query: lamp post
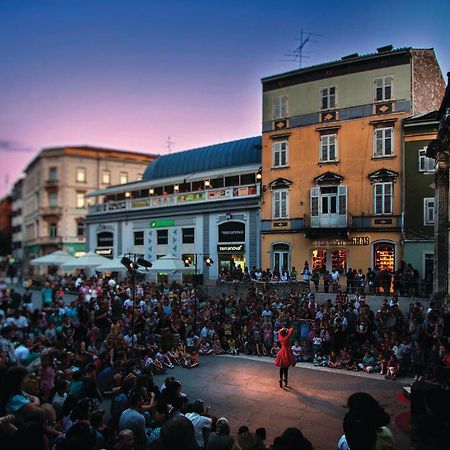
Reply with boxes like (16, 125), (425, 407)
(121, 254), (152, 353)
(182, 254), (214, 334)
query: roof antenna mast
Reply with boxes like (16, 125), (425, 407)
(284, 28), (321, 69)
(166, 136), (175, 154)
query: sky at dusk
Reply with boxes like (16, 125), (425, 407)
(1, 0), (449, 196)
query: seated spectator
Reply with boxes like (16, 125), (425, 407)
(206, 417), (234, 450)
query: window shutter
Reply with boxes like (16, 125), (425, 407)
(375, 129), (383, 156)
(385, 128), (393, 155)
(281, 141), (287, 166)
(384, 183), (393, 214)
(374, 184), (383, 214)
(272, 97), (280, 120)
(273, 142), (280, 167)
(273, 191), (280, 218)
(281, 96), (288, 118)
(281, 190), (288, 218)
(338, 185), (347, 215)
(330, 86), (336, 109)
(320, 136), (327, 161)
(329, 135), (336, 160)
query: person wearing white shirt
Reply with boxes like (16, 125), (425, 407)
(14, 341), (30, 365)
(185, 400), (212, 449)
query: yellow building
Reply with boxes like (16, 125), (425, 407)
(260, 46), (445, 275)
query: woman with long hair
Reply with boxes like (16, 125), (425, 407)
(274, 327), (296, 387)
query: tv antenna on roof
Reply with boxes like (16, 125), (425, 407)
(166, 136), (175, 154)
(283, 28), (321, 69)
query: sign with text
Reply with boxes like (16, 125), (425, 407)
(312, 236), (370, 247)
(218, 221), (245, 243)
(217, 244), (245, 253)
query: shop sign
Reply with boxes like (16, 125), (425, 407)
(97, 231), (113, 247)
(218, 221), (245, 243)
(273, 221), (288, 227)
(95, 248), (113, 256)
(177, 192), (205, 203)
(312, 236), (370, 247)
(217, 244), (245, 253)
(151, 219), (175, 228)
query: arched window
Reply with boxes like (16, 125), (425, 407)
(272, 243), (290, 272)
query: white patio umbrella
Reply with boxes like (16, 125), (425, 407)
(30, 250), (76, 266)
(61, 251), (110, 270)
(147, 254), (193, 272)
(95, 256), (128, 273)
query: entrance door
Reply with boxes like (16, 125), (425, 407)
(272, 243), (289, 272)
(320, 187), (338, 227)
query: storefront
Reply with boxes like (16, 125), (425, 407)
(311, 248), (349, 273)
(217, 221), (246, 275)
(95, 231), (114, 259)
(372, 241), (396, 271)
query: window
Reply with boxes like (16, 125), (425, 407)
(76, 167), (86, 183)
(272, 95), (288, 120)
(272, 189), (288, 219)
(374, 127), (393, 157)
(374, 76), (393, 102)
(320, 134), (338, 162)
(76, 221), (85, 237)
(424, 198), (435, 225)
(49, 167), (57, 181)
(374, 182), (393, 215)
(321, 86), (336, 110)
(48, 192), (58, 207)
(49, 223), (57, 238)
(102, 170), (111, 185)
(76, 192), (85, 209)
(120, 172), (128, 184)
(272, 141), (288, 168)
(134, 231), (144, 246)
(182, 228), (195, 244)
(137, 173), (143, 181)
(418, 148), (435, 172)
(157, 229), (168, 245)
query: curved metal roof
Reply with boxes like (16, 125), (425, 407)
(143, 136), (261, 181)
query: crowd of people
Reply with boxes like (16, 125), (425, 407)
(218, 261), (432, 297)
(0, 269), (449, 449)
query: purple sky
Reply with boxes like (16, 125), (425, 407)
(1, 0), (449, 196)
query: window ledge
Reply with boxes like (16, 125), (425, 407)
(272, 166), (290, 170)
(372, 155), (396, 160)
(318, 160), (340, 166)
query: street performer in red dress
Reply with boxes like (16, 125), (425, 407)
(274, 327), (296, 387)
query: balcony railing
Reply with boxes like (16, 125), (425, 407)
(88, 184), (260, 215)
(305, 213), (350, 228)
(40, 206), (63, 217)
(44, 179), (59, 188)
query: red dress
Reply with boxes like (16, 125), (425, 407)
(274, 328), (296, 367)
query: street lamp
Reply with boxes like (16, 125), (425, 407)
(182, 253), (214, 334)
(121, 253), (152, 353)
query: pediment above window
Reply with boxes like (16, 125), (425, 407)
(269, 177), (292, 189)
(368, 168), (399, 183)
(314, 171), (344, 185)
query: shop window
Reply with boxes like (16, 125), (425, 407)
(373, 242), (395, 272)
(134, 231), (144, 246)
(182, 228), (195, 244)
(331, 249), (347, 273)
(312, 249), (327, 273)
(157, 230), (168, 245)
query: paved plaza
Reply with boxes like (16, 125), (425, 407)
(152, 354), (410, 450)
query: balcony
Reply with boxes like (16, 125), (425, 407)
(88, 184), (260, 215)
(40, 206), (63, 217)
(44, 179), (59, 189)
